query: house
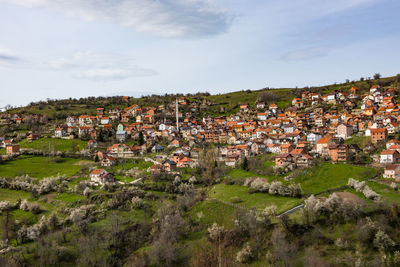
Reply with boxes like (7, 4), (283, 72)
(177, 157), (194, 168)
(150, 164), (165, 174)
(307, 132), (322, 143)
(336, 123), (353, 139)
(257, 113), (267, 121)
(256, 102), (265, 109)
(240, 103), (249, 112)
(107, 144), (134, 158)
(387, 140), (400, 150)
(280, 144), (294, 154)
(275, 154), (293, 167)
(90, 169), (115, 184)
(292, 98), (303, 108)
(328, 144), (348, 162)
(169, 139), (181, 148)
(116, 124), (126, 142)
(27, 133), (40, 142)
(383, 165), (400, 179)
(294, 153), (313, 168)
(269, 104), (278, 114)
(152, 145), (164, 153)
(79, 126), (92, 138)
(6, 144), (20, 155)
(163, 160), (177, 171)
(55, 128), (67, 138)
(101, 156), (116, 167)
(370, 128), (388, 143)
(315, 136), (335, 155)
(100, 117), (110, 124)
(380, 150), (399, 164)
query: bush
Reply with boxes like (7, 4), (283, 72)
(0, 201), (11, 212)
(373, 230), (395, 251)
(348, 178), (380, 201)
(132, 197), (144, 208)
(236, 242), (253, 263)
(207, 223), (225, 242)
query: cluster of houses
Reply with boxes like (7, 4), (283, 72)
(3, 85), (400, 184)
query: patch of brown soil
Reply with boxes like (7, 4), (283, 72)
(336, 192), (364, 205)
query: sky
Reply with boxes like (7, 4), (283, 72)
(0, 0), (399, 107)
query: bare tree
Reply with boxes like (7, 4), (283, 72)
(272, 227), (297, 267)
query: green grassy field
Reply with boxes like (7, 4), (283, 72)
(189, 200), (237, 229)
(54, 192), (86, 203)
(367, 181), (400, 204)
(0, 188), (32, 203)
(292, 163), (378, 195)
(0, 156), (84, 178)
(209, 184), (302, 213)
(19, 138), (88, 152)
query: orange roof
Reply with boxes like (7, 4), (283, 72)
(381, 150), (397, 155)
(91, 169), (105, 175)
(316, 137), (332, 144)
(370, 128), (387, 133)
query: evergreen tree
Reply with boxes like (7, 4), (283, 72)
(242, 157), (248, 171)
(138, 131), (144, 146)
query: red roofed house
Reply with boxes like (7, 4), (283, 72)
(370, 128), (388, 143)
(275, 154), (293, 167)
(380, 150), (399, 164)
(90, 169), (115, 184)
(384, 165), (400, 179)
(240, 103), (249, 112)
(316, 136), (335, 155)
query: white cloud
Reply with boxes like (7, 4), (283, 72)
(40, 51), (158, 81)
(0, 49), (158, 81)
(2, 0), (231, 37)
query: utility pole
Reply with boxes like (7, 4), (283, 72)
(176, 98), (179, 133)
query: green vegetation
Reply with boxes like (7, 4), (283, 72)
(292, 163), (378, 194)
(189, 200), (237, 229)
(54, 193), (85, 203)
(0, 156), (84, 178)
(19, 138), (87, 152)
(367, 181), (400, 204)
(209, 184), (301, 213)
(0, 188), (32, 203)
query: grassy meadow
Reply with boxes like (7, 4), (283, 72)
(0, 156), (87, 179)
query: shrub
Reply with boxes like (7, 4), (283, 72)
(373, 230), (395, 251)
(132, 197), (144, 208)
(0, 201), (11, 212)
(28, 203), (42, 214)
(348, 178), (381, 201)
(207, 223), (225, 242)
(19, 199), (29, 211)
(236, 242), (253, 263)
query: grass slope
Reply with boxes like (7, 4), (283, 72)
(20, 138), (87, 152)
(0, 156), (83, 178)
(209, 184), (302, 213)
(293, 163), (378, 194)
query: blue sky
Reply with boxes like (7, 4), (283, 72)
(0, 0), (399, 107)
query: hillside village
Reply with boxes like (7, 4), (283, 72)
(1, 77), (400, 266)
(2, 83), (400, 181)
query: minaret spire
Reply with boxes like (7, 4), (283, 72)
(176, 98), (179, 132)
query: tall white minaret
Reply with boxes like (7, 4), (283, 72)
(176, 98), (179, 132)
